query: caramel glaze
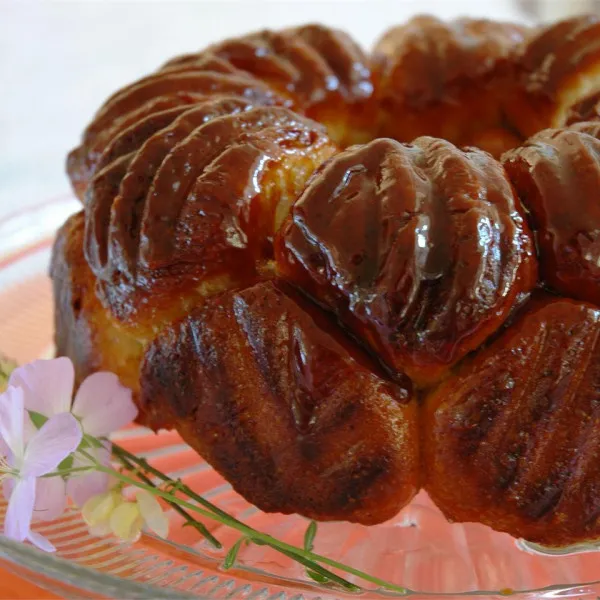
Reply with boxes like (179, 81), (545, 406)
(68, 71), (284, 199)
(85, 104), (336, 322)
(503, 126), (600, 305)
(505, 15), (600, 138)
(199, 25), (373, 106)
(372, 16), (528, 156)
(166, 25), (376, 147)
(276, 137), (537, 386)
(141, 279), (419, 524)
(424, 296), (600, 546)
(69, 24), (375, 200)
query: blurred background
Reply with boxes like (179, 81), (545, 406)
(0, 0), (597, 219)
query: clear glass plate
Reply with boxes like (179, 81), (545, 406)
(1, 196), (600, 599)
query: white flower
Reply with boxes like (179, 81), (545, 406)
(0, 386), (82, 551)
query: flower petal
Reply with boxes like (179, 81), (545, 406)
(82, 490), (121, 527)
(9, 358), (74, 417)
(73, 372), (137, 437)
(23, 413), (37, 444)
(89, 522), (112, 537)
(27, 529), (55, 552)
(0, 386), (24, 461)
(22, 413), (82, 477)
(109, 502), (142, 543)
(5, 477), (35, 542)
(67, 470), (109, 508)
(67, 441), (111, 506)
(3, 478), (14, 502)
(34, 476), (67, 522)
(136, 490), (169, 538)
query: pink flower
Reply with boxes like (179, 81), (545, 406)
(9, 358), (138, 505)
(0, 386), (82, 551)
(10, 358), (138, 436)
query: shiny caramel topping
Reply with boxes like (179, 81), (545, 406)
(85, 105), (336, 319)
(424, 296), (600, 546)
(503, 126), (600, 305)
(206, 25), (373, 107)
(286, 24), (374, 100)
(373, 15), (526, 108)
(86, 97), (255, 276)
(68, 72), (284, 198)
(276, 137), (537, 385)
(371, 16), (527, 154)
(141, 279), (419, 524)
(506, 15), (600, 136)
(519, 15), (600, 96)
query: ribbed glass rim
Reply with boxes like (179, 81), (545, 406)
(1, 196), (600, 599)
(3, 521), (600, 600)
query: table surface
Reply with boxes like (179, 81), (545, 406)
(0, 560), (58, 599)
(0, 0), (589, 596)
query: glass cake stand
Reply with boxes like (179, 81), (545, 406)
(0, 195), (599, 599)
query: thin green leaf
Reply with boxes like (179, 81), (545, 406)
(115, 445), (222, 549)
(182, 520), (222, 549)
(28, 410), (48, 429)
(57, 455), (74, 472)
(223, 537), (246, 570)
(306, 569), (330, 584)
(0, 355), (17, 393)
(304, 520), (318, 552)
(83, 434), (105, 449)
(275, 547), (360, 592)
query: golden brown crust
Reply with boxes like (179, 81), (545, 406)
(373, 16), (528, 156)
(276, 137), (537, 385)
(50, 212), (146, 409)
(424, 297), (600, 546)
(503, 126), (600, 305)
(141, 280), (419, 524)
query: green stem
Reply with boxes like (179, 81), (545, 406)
(107, 446), (407, 593)
(81, 451), (358, 592)
(112, 445), (247, 524)
(42, 466), (96, 478)
(117, 451), (221, 549)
